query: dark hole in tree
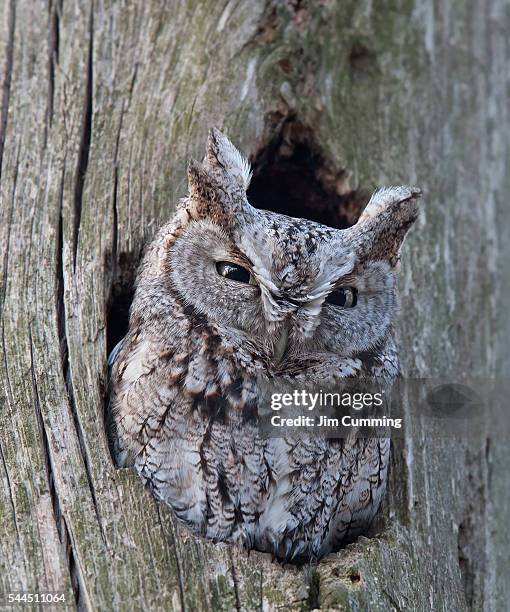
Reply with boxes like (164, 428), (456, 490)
(106, 289), (133, 362)
(350, 571), (361, 584)
(106, 252), (139, 360)
(349, 42), (376, 74)
(247, 118), (368, 229)
(105, 251), (140, 461)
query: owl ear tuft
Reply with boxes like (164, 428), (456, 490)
(205, 127), (252, 191)
(348, 186), (422, 267)
(186, 158), (222, 220)
(185, 158), (247, 226)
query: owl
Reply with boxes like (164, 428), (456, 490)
(108, 128), (421, 562)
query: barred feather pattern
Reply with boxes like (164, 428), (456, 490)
(110, 299), (394, 561)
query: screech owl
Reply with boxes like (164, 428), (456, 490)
(108, 128), (421, 562)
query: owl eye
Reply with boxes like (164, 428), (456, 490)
(325, 287), (358, 308)
(216, 261), (252, 284)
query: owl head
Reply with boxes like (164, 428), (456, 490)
(138, 129), (420, 375)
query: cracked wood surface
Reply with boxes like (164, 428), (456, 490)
(0, 1), (509, 611)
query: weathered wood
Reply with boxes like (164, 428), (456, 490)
(0, 1), (508, 610)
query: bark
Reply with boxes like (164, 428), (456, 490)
(0, 1), (508, 611)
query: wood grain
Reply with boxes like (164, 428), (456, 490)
(0, 1), (508, 610)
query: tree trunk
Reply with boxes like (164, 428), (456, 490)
(0, 1), (508, 610)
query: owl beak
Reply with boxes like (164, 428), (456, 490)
(273, 320), (291, 365)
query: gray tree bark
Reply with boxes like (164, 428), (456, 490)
(0, 1), (508, 610)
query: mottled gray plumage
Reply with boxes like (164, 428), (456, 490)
(109, 128), (421, 561)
